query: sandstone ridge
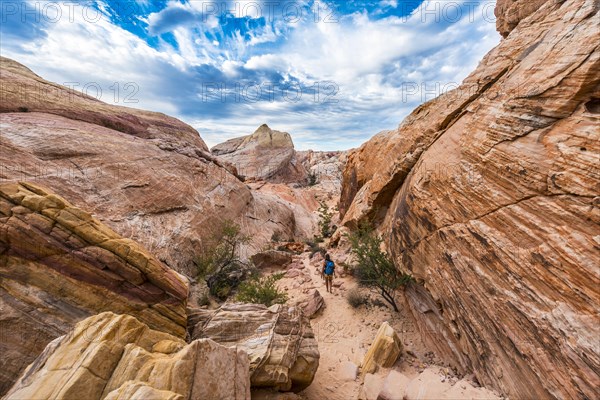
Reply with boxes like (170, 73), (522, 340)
(5, 312), (250, 400)
(212, 124), (297, 182)
(340, 0), (600, 398)
(0, 56), (300, 275)
(0, 182), (189, 394)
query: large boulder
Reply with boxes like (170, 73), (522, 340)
(361, 322), (403, 375)
(0, 182), (189, 394)
(0, 57), (299, 276)
(295, 289), (325, 319)
(340, 0), (600, 398)
(189, 303), (319, 392)
(4, 312), (250, 400)
(212, 124), (296, 181)
(251, 250), (293, 270)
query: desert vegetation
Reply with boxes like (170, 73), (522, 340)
(347, 223), (414, 312)
(236, 272), (289, 306)
(194, 219), (253, 299)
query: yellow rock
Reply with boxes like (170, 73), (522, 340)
(5, 313), (251, 400)
(104, 382), (183, 400)
(361, 322), (402, 375)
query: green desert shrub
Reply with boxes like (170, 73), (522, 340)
(236, 273), (288, 307)
(347, 222), (414, 312)
(317, 201), (334, 238)
(194, 220), (253, 300)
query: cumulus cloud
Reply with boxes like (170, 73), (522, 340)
(0, 0), (500, 150)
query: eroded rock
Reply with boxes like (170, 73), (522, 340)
(295, 289), (325, 319)
(340, 0), (600, 398)
(212, 124), (296, 181)
(4, 312), (250, 400)
(361, 322), (403, 375)
(0, 57), (299, 276)
(0, 182), (188, 394)
(189, 303), (319, 392)
(251, 250), (293, 270)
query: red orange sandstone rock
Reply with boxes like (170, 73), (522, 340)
(340, 0), (600, 398)
(0, 57), (298, 276)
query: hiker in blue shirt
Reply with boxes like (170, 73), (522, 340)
(322, 253), (336, 293)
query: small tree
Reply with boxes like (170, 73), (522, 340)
(236, 273), (288, 306)
(194, 220), (252, 299)
(347, 223), (413, 312)
(317, 201), (334, 238)
(194, 219), (250, 279)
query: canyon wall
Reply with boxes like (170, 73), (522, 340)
(340, 0), (600, 398)
(0, 182), (189, 394)
(0, 57), (300, 275)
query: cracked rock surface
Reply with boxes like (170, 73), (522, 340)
(340, 0), (600, 398)
(0, 182), (190, 395)
(4, 312), (250, 400)
(189, 303), (320, 393)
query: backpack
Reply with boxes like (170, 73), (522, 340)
(325, 260), (335, 275)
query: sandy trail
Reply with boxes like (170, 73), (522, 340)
(281, 253), (420, 399)
(276, 253), (502, 400)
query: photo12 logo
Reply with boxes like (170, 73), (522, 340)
(190, 1), (339, 23)
(0, 1), (142, 24)
(200, 81), (339, 104)
(1, 80), (140, 105)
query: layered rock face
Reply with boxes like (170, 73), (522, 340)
(212, 124), (296, 181)
(494, 0), (551, 37)
(361, 322), (403, 375)
(189, 303), (320, 392)
(5, 312), (250, 400)
(0, 182), (188, 394)
(0, 57), (296, 275)
(340, 0), (600, 399)
(212, 124), (347, 187)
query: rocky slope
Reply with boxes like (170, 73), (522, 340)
(5, 312), (251, 400)
(213, 126), (347, 243)
(189, 303), (319, 392)
(212, 124), (346, 187)
(0, 182), (189, 394)
(212, 124), (297, 182)
(340, 0), (600, 399)
(0, 57), (300, 275)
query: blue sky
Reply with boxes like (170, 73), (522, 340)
(0, 0), (500, 150)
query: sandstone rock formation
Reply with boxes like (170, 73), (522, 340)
(189, 303), (319, 392)
(5, 312), (250, 400)
(297, 150), (348, 191)
(212, 124), (347, 188)
(0, 182), (189, 394)
(494, 0), (550, 37)
(361, 322), (403, 375)
(251, 250), (293, 270)
(0, 57), (299, 276)
(340, 0), (600, 399)
(212, 124), (296, 181)
(295, 289), (325, 319)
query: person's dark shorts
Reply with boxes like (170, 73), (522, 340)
(325, 274), (333, 282)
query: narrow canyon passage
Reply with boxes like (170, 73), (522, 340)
(274, 253), (502, 400)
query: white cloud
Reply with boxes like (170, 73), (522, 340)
(1, 0), (501, 151)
